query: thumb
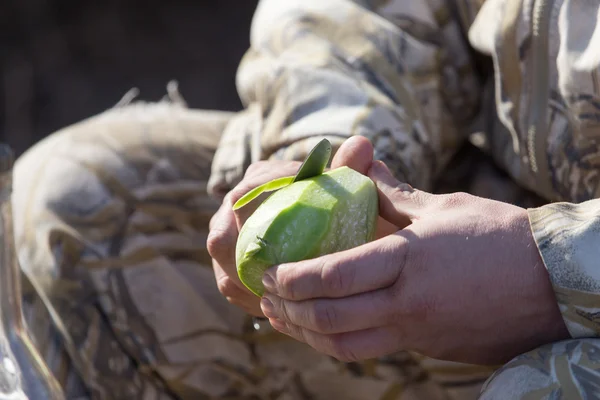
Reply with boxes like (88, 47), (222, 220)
(330, 136), (374, 175)
(368, 160), (433, 228)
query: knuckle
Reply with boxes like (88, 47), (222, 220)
(311, 301), (337, 333)
(244, 161), (268, 177)
(439, 192), (469, 209)
(206, 228), (233, 259)
(277, 266), (299, 300)
(276, 298), (292, 322)
(228, 186), (248, 206)
(206, 233), (221, 258)
(229, 177), (261, 206)
(321, 260), (352, 295)
(216, 275), (239, 298)
(221, 191), (235, 208)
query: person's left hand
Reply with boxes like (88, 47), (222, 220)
(259, 160), (570, 365)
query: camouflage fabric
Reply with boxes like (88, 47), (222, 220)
(12, 100), (494, 400)
(479, 339), (600, 399)
(9, 0), (600, 399)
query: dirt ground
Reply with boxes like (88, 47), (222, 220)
(0, 0), (259, 155)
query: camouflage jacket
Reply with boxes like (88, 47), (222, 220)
(208, 0), (600, 340)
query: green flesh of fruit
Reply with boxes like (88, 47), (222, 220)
(236, 166), (378, 296)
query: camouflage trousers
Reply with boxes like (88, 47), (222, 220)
(10, 99), (600, 399)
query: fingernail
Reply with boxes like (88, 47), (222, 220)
(262, 272), (277, 294)
(374, 160), (390, 172)
(369, 160), (390, 178)
(396, 182), (414, 193)
(260, 296), (278, 319)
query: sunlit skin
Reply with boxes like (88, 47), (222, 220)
(207, 136), (569, 365)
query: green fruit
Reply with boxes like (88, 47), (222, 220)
(235, 166), (378, 296)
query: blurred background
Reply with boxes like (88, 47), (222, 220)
(0, 0), (259, 156)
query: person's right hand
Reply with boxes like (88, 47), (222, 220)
(207, 136), (394, 316)
(208, 160), (302, 316)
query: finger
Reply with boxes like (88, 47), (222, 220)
(262, 233), (407, 300)
(213, 261), (264, 316)
(261, 289), (395, 334)
(330, 136), (374, 175)
(269, 319), (403, 363)
(207, 200), (238, 273)
(213, 260), (250, 295)
(209, 197), (265, 312)
(368, 160), (433, 227)
(226, 296), (264, 317)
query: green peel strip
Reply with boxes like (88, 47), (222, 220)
(232, 176), (294, 210)
(232, 138), (332, 211)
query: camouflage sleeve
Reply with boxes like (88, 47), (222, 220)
(528, 201), (600, 338)
(208, 0), (483, 198)
(479, 338), (600, 399)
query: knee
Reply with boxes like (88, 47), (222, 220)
(12, 125), (128, 272)
(15, 126), (126, 221)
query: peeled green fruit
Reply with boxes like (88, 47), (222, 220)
(236, 166), (378, 296)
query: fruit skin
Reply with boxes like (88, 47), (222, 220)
(236, 166), (378, 296)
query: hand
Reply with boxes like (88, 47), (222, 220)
(259, 160), (570, 364)
(207, 160), (300, 316)
(207, 136), (390, 316)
